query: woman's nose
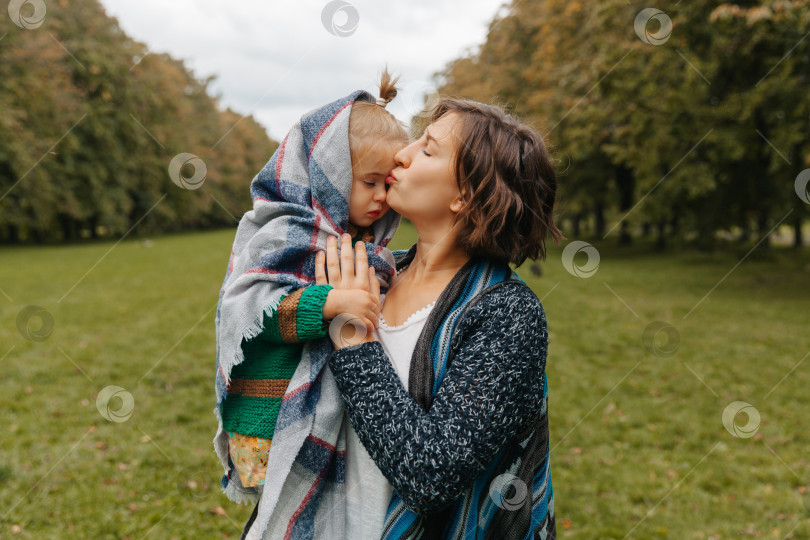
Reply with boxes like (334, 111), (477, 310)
(394, 143), (412, 168)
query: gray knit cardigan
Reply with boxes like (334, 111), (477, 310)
(328, 243), (556, 540)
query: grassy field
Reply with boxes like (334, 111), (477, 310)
(1, 221), (809, 539)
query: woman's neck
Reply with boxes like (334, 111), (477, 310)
(405, 232), (471, 284)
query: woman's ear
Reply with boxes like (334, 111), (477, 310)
(449, 189), (467, 214)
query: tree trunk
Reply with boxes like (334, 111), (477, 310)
(595, 200), (605, 238)
(616, 164), (635, 246)
(572, 212), (581, 237)
(7, 225), (19, 244)
(739, 214), (751, 243)
(655, 220), (667, 250)
(695, 198), (715, 252)
(794, 213), (803, 248)
(619, 221), (632, 246)
(756, 209), (772, 255)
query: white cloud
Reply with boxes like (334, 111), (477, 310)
(98, 0), (505, 141)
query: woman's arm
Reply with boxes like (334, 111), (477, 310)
(328, 282), (548, 514)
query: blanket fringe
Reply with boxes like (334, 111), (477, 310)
(219, 291), (285, 387)
(221, 476), (260, 506)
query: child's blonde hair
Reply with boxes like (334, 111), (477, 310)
(348, 68), (409, 158)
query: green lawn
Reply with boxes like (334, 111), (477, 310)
(1, 222), (809, 539)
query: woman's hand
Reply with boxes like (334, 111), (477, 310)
(315, 233), (381, 349)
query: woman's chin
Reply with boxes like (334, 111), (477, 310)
(385, 197), (403, 217)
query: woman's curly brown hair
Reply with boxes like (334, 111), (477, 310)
(428, 98), (565, 267)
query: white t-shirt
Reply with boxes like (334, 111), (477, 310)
(343, 292), (437, 539)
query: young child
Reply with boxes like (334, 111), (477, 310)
(213, 71), (408, 499)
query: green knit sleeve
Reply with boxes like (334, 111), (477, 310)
(258, 284), (333, 344)
(296, 284), (334, 341)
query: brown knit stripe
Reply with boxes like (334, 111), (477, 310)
(227, 378), (290, 398)
(279, 287), (304, 342)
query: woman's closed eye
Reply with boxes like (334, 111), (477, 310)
(422, 149), (431, 157)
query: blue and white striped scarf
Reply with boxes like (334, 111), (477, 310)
(381, 246), (555, 540)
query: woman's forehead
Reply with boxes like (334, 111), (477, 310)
(427, 113), (461, 142)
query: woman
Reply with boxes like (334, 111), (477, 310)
(315, 98), (563, 539)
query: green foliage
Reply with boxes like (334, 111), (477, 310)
(434, 0), (810, 250)
(0, 0), (277, 244)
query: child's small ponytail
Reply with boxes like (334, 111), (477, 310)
(376, 67), (399, 108)
(348, 66), (409, 153)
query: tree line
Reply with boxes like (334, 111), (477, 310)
(432, 0), (809, 251)
(0, 0), (276, 244)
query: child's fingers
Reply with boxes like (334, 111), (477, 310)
(314, 251), (327, 285)
(340, 234), (354, 284)
(326, 235), (341, 284)
(354, 242), (369, 289)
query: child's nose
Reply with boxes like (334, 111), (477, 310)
(373, 185), (387, 201)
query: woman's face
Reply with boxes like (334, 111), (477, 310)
(385, 112), (464, 225)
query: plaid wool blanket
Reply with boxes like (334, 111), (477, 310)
(213, 90), (401, 538)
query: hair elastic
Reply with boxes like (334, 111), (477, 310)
(376, 97), (387, 107)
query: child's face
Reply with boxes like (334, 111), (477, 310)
(348, 142), (401, 228)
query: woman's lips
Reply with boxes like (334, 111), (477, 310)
(385, 173), (397, 185)
(368, 210), (380, 216)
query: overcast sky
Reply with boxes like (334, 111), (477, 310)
(98, 0), (507, 142)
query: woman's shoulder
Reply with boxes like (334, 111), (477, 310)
(453, 278), (547, 341)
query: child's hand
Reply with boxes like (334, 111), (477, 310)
(322, 288), (379, 328)
(314, 234), (381, 349)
